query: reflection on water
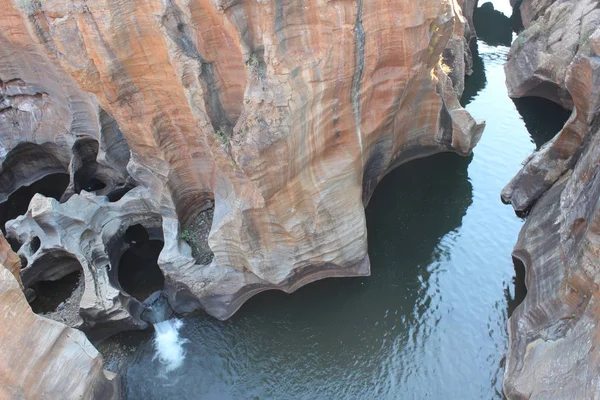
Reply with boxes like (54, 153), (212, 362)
(97, 2), (562, 399)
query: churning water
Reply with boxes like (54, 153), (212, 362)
(97, 2), (572, 398)
(152, 319), (187, 373)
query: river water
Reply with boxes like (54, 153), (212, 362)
(97, 2), (570, 398)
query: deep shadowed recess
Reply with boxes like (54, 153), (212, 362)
(513, 97), (572, 149)
(118, 224), (165, 301)
(26, 251), (84, 314)
(73, 139), (108, 193)
(30, 270), (82, 314)
(0, 173), (69, 235)
(506, 256), (528, 317)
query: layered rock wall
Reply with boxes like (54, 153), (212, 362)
(2, 0), (483, 324)
(503, 0), (600, 398)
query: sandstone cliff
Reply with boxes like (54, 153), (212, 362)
(1, 0), (483, 334)
(503, 0), (600, 398)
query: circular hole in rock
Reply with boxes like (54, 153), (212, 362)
(29, 236), (41, 253)
(0, 173), (69, 234)
(118, 225), (165, 301)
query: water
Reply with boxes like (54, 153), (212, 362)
(97, 2), (571, 398)
(153, 319), (187, 373)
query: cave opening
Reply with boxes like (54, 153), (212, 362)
(117, 224), (165, 301)
(30, 269), (82, 314)
(0, 173), (70, 234)
(25, 251), (85, 326)
(507, 255), (528, 316)
(513, 96), (572, 149)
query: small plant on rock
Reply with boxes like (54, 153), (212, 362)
(180, 229), (194, 243)
(214, 126), (229, 145)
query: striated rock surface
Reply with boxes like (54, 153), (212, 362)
(503, 0), (600, 398)
(1, 0), (484, 324)
(0, 234), (120, 400)
(503, 0), (600, 213)
(0, 2), (132, 208)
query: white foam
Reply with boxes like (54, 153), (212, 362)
(152, 318), (188, 372)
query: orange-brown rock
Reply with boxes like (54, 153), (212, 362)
(0, 236), (119, 399)
(0, 233), (22, 288)
(2, 0), (483, 323)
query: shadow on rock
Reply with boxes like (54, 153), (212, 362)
(474, 2), (513, 47)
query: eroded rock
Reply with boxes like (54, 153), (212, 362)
(0, 1), (133, 231)
(503, 0), (600, 398)
(0, 235), (120, 400)
(0, 0), (484, 323)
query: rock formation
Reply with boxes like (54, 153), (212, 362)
(0, 233), (120, 400)
(1, 0), (484, 333)
(503, 0), (600, 398)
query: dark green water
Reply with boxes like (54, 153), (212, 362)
(98, 3), (571, 398)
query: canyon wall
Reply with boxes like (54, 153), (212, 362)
(1, 0), (483, 333)
(503, 0), (600, 398)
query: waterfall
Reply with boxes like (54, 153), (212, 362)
(152, 318), (187, 372)
(141, 291), (187, 373)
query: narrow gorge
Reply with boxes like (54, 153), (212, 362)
(0, 0), (598, 398)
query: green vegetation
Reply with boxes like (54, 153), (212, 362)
(247, 54), (260, 71)
(180, 229), (194, 243)
(214, 126), (229, 145)
(14, 0), (40, 14)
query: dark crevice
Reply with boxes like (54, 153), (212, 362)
(7, 236), (22, 253)
(30, 236), (40, 253)
(351, 0), (365, 143)
(30, 269), (82, 314)
(508, 256), (528, 317)
(513, 96), (572, 149)
(106, 186), (135, 202)
(117, 224), (165, 301)
(72, 139), (108, 194)
(0, 173), (69, 234)
(161, 0), (232, 133)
